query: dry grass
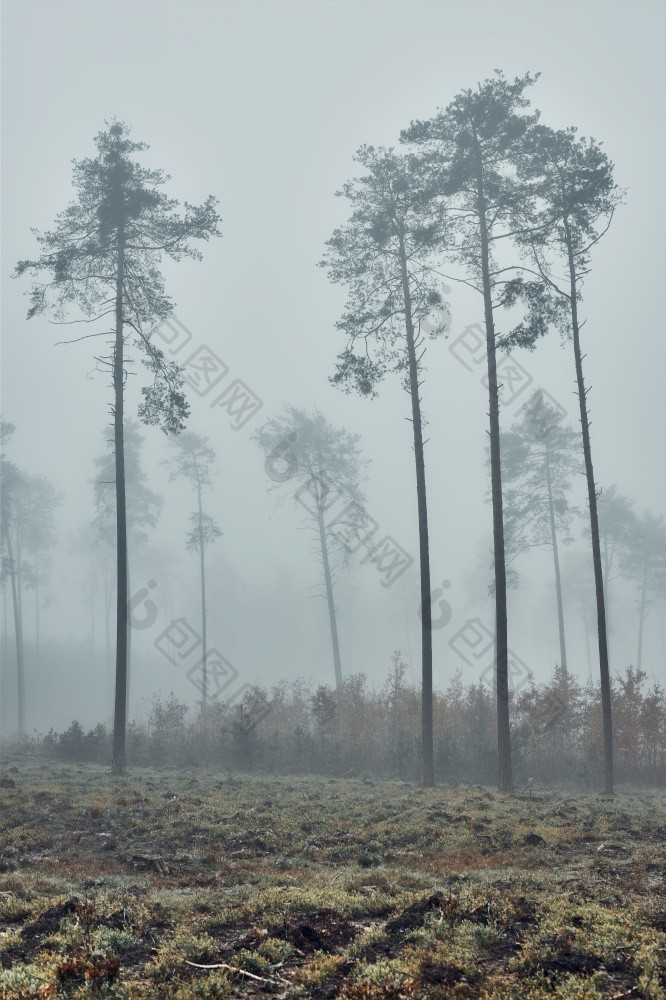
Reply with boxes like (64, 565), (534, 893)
(0, 757), (664, 998)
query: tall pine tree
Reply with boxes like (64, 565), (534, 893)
(15, 122), (220, 772)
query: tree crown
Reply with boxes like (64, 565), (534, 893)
(14, 121), (221, 434)
(321, 146), (449, 397)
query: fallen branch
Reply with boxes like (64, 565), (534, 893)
(184, 960), (290, 986)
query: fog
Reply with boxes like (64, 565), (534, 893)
(1, 0), (665, 736)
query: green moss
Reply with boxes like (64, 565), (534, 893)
(0, 761), (664, 999)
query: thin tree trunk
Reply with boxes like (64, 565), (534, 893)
(545, 447), (568, 680)
(112, 238), (128, 775)
(16, 534), (23, 650)
(126, 554), (131, 722)
(3, 525), (25, 737)
(474, 138), (512, 791)
(34, 551), (40, 673)
(88, 552), (95, 661)
(92, 585), (96, 661)
(584, 615), (592, 680)
(104, 569), (112, 716)
(2, 586), (8, 680)
(545, 450), (570, 746)
(402, 594), (414, 675)
(602, 535), (613, 664)
(563, 214), (613, 795)
(316, 500), (343, 690)
(196, 477), (208, 714)
(636, 559), (648, 670)
(398, 231), (434, 787)
(602, 535), (609, 588)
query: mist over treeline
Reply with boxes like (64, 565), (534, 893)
(3, 9), (666, 1000)
(2, 374), (664, 787)
(1, 21), (665, 793)
(1, 406), (664, 718)
(10, 657), (665, 789)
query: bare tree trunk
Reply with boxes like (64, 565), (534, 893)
(104, 570), (112, 716)
(636, 560), (648, 670)
(564, 216), (613, 795)
(584, 615), (593, 680)
(601, 535), (615, 666)
(398, 232), (434, 787)
(126, 555), (131, 721)
(16, 535), (23, 654)
(2, 586), (8, 678)
(88, 551), (96, 662)
(545, 450), (570, 747)
(545, 448), (568, 680)
(34, 551), (40, 674)
(2, 525), (25, 737)
(473, 138), (512, 791)
(112, 239), (128, 775)
(196, 478), (208, 714)
(401, 593), (414, 673)
(316, 500), (343, 690)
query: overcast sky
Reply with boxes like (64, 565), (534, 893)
(2, 0), (665, 728)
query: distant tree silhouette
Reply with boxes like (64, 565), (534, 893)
(255, 406), (367, 691)
(166, 432), (222, 714)
(500, 392), (581, 682)
(1, 421), (61, 734)
(620, 511), (666, 669)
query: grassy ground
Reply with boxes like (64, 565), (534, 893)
(0, 758), (664, 999)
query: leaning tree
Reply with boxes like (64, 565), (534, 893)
(14, 121), (220, 772)
(321, 146), (449, 785)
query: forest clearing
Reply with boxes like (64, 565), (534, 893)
(0, 760), (665, 999)
(2, 2), (665, 998)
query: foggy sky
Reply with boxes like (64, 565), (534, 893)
(2, 0), (665, 730)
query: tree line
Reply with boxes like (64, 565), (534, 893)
(320, 71), (621, 792)
(36, 658), (666, 790)
(2, 72), (664, 793)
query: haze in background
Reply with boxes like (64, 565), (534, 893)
(2, 0), (665, 731)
